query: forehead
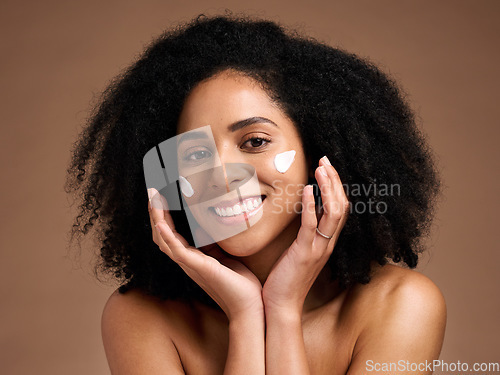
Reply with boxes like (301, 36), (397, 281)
(177, 71), (286, 134)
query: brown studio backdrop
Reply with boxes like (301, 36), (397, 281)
(1, 1), (498, 374)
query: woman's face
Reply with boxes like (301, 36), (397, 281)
(176, 69), (310, 256)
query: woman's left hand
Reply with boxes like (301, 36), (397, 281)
(262, 156), (350, 315)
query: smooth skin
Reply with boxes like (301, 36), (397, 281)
(101, 70), (446, 375)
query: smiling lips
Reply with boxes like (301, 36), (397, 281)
(211, 196), (264, 217)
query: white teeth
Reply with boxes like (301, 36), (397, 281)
(213, 197), (263, 217)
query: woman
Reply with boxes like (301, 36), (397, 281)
(65, 14), (446, 374)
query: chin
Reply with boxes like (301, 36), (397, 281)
(216, 229), (267, 258)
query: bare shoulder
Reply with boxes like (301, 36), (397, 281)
(102, 287), (173, 333)
(345, 264), (447, 374)
(101, 287), (186, 374)
(360, 263), (446, 315)
(349, 263), (447, 329)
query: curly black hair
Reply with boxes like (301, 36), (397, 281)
(65, 13), (442, 309)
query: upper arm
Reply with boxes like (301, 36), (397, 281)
(101, 289), (185, 375)
(347, 269), (447, 375)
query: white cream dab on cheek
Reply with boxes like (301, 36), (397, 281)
(179, 175), (194, 197)
(274, 150), (296, 173)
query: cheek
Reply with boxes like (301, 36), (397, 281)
(180, 172), (209, 205)
(179, 175), (194, 197)
(273, 150), (296, 173)
(270, 148), (308, 182)
(258, 149), (308, 182)
(255, 149), (299, 179)
(262, 149), (308, 201)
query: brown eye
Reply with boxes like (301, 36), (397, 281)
(250, 138), (265, 147)
(242, 136), (271, 150)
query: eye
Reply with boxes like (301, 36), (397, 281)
(184, 149), (212, 162)
(241, 136), (272, 150)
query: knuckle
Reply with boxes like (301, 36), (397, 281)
(342, 200), (351, 215)
(304, 221), (317, 231)
(296, 254), (311, 267)
(330, 168), (340, 179)
(171, 252), (185, 265)
(327, 201), (343, 217)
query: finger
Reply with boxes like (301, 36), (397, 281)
(148, 204), (175, 256)
(148, 207), (158, 241)
(187, 241), (244, 281)
(151, 217), (173, 259)
(148, 188), (190, 247)
(318, 158), (350, 244)
(295, 184), (317, 248)
(314, 164), (338, 248)
(148, 188), (175, 228)
(155, 222), (205, 269)
(320, 157), (350, 221)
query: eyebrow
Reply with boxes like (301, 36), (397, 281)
(177, 130), (209, 144)
(177, 117), (278, 145)
(228, 116), (278, 132)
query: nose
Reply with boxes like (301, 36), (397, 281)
(208, 163), (252, 192)
(208, 147), (253, 192)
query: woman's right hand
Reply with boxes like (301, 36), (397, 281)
(147, 188), (264, 321)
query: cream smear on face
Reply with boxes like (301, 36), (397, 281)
(273, 150), (296, 173)
(179, 175), (194, 197)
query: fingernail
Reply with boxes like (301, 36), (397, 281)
(302, 185), (312, 196)
(322, 155), (331, 166)
(319, 166), (328, 177)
